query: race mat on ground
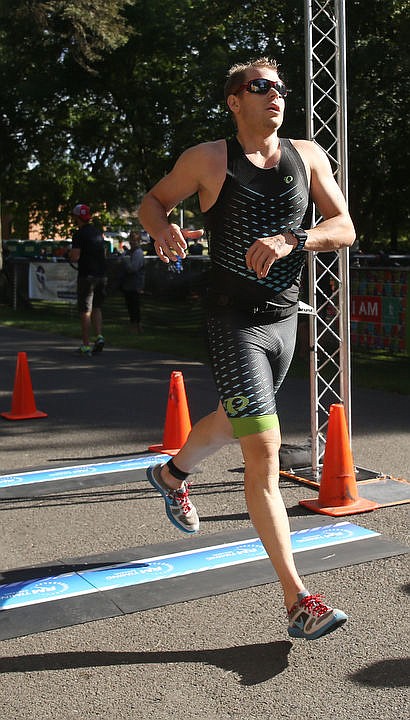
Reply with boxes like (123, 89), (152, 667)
(0, 516), (407, 640)
(0, 454), (172, 499)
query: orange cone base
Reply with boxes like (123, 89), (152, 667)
(300, 496), (379, 516)
(148, 443), (180, 456)
(1, 409), (48, 421)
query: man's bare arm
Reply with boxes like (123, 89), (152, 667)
(138, 145), (215, 262)
(294, 140), (356, 251)
(69, 248), (80, 262)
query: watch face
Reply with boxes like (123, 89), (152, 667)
(292, 229), (307, 241)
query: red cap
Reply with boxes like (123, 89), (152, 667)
(72, 204), (91, 222)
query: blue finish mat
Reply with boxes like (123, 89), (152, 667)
(0, 453), (171, 498)
(0, 517), (407, 640)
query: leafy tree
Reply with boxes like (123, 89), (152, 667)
(0, 0), (133, 236)
(347, 0), (410, 248)
(0, 0), (408, 250)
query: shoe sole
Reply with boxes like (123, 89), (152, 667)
(288, 616), (347, 640)
(92, 343), (104, 354)
(146, 466), (198, 534)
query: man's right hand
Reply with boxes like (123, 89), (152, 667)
(154, 226), (204, 263)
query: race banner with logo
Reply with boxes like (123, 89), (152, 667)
(28, 262), (77, 303)
(350, 267), (409, 354)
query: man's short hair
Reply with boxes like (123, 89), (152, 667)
(224, 57), (279, 101)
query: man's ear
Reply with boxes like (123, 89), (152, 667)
(227, 94), (240, 114)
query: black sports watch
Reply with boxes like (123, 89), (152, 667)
(289, 228), (308, 252)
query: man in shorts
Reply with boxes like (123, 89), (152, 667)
(69, 204), (107, 356)
(138, 57), (356, 640)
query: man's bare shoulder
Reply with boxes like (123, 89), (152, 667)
(173, 140), (226, 208)
(291, 138), (327, 162)
(181, 139), (226, 165)
(177, 140), (227, 195)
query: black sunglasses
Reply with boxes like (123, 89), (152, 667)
(235, 78), (288, 98)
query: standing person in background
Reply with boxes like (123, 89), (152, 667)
(120, 230), (145, 334)
(188, 237), (204, 255)
(138, 57), (356, 641)
(69, 204), (107, 356)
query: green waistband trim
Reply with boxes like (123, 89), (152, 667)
(229, 414), (279, 438)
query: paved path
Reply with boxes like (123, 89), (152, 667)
(0, 325), (408, 720)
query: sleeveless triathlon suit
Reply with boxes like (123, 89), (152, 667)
(203, 137), (312, 437)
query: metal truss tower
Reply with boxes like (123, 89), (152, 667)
(304, 0), (351, 476)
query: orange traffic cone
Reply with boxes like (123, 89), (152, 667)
(148, 371), (192, 455)
(1, 352), (48, 421)
(300, 403), (378, 516)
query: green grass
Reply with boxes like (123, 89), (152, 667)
(0, 293), (209, 362)
(351, 351), (410, 394)
(0, 294), (409, 394)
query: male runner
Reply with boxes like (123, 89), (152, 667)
(69, 204), (107, 356)
(138, 57), (355, 640)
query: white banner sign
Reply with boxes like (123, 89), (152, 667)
(28, 262), (77, 303)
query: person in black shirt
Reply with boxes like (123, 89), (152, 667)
(139, 57), (356, 640)
(69, 204), (107, 356)
(188, 238), (204, 255)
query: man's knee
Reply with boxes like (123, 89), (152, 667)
(240, 425), (281, 479)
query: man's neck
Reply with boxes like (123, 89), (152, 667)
(236, 130), (280, 169)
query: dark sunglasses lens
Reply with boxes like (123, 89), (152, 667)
(276, 81), (287, 97)
(248, 79), (271, 94)
(248, 79), (287, 97)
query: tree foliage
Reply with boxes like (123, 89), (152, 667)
(347, 0), (410, 249)
(0, 0), (408, 246)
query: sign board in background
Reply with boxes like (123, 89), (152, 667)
(350, 268), (409, 354)
(28, 262), (77, 303)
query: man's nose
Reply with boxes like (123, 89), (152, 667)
(267, 85), (280, 98)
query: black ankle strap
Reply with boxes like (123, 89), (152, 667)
(166, 458), (190, 482)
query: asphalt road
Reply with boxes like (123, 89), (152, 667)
(0, 325), (409, 720)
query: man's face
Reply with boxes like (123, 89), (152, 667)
(229, 65), (286, 132)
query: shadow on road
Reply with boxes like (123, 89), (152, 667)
(0, 640), (293, 685)
(348, 657), (409, 688)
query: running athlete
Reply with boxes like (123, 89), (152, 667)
(69, 204), (107, 356)
(138, 57), (355, 640)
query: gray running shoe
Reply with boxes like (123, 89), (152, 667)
(287, 591), (348, 640)
(146, 464), (199, 534)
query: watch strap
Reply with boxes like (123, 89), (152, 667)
(289, 228), (308, 252)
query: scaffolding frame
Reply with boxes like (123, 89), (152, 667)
(304, 0), (351, 477)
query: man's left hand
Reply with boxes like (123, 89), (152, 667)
(245, 233), (295, 278)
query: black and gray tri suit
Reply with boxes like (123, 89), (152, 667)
(203, 137), (312, 437)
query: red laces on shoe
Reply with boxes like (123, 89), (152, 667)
(300, 593), (329, 617)
(170, 483), (193, 514)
